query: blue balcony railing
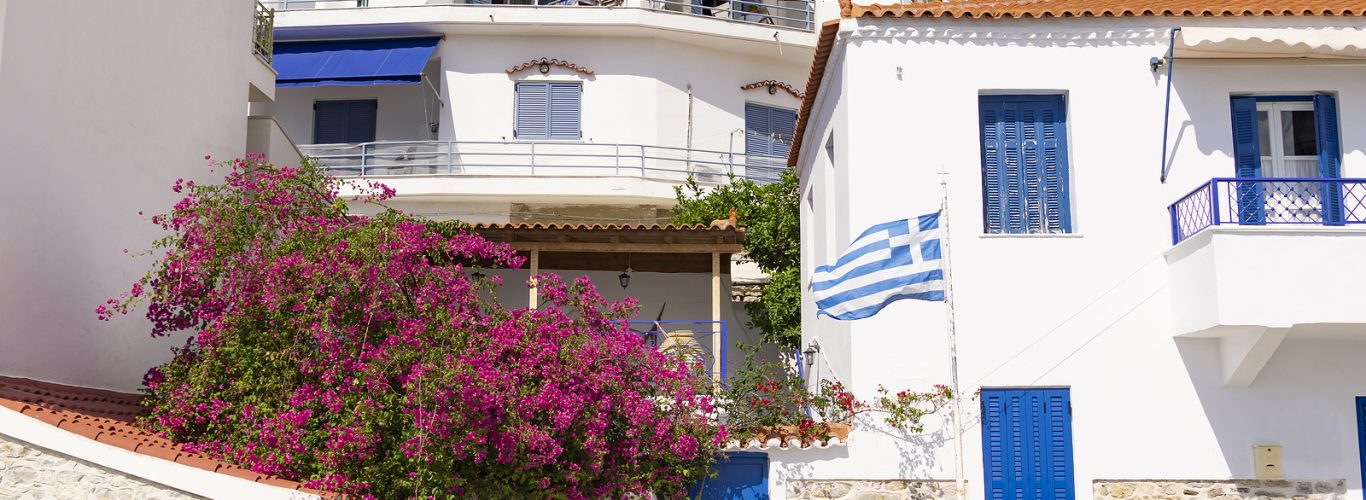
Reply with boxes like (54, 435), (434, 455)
(1168, 177), (1366, 244)
(634, 319), (728, 381)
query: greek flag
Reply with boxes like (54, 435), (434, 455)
(813, 213), (946, 320)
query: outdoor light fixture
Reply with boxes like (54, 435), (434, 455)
(767, 84), (778, 95)
(803, 341), (820, 369)
(619, 254), (633, 288)
(538, 62), (551, 75)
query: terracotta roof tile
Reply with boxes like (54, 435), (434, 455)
(846, 0), (1366, 19)
(470, 222), (739, 232)
(0, 376), (331, 498)
(788, 20), (840, 168)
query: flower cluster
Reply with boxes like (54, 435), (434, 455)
(719, 345), (954, 440)
(102, 156), (720, 498)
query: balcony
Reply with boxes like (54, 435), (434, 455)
(302, 140), (786, 185)
(261, 0), (815, 30)
(1165, 177), (1366, 387)
(1168, 177), (1366, 244)
(253, 1), (275, 64)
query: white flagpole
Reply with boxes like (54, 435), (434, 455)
(938, 168), (967, 500)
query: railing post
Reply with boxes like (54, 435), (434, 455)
(1169, 204), (1180, 245)
(640, 145), (646, 177)
(614, 144), (621, 176)
(360, 144), (368, 176)
(447, 141), (454, 174)
(530, 142), (536, 175)
(1209, 179), (1221, 227)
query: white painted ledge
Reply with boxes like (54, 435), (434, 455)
(0, 406), (317, 500)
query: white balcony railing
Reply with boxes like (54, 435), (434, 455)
(301, 140), (787, 184)
(262, 0), (814, 30)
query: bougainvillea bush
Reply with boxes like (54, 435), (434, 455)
(99, 156), (721, 498)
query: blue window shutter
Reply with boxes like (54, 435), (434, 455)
(314, 100), (376, 144)
(745, 102), (773, 157)
(548, 83), (582, 140)
(770, 107), (797, 159)
(982, 388), (1075, 500)
(1001, 104), (1026, 234)
(1315, 94), (1344, 225)
(979, 96), (1071, 234)
(346, 100), (378, 143)
(1230, 97), (1265, 224)
(979, 101), (1006, 234)
(515, 82), (549, 139)
(313, 101), (348, 144)
(1038, 98), (1071, 233)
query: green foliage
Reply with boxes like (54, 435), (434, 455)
(673, 171), (801, 347)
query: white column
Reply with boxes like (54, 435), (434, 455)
(529, 250), (539, 310)
(712, 252), (721, 384)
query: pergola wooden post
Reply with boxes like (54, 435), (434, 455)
(711, 251), (721, 385)
(528, 250), (540, 309)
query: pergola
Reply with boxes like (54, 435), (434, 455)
(471, 220), (745, 381)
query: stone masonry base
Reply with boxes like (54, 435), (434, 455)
(1095, 479), (1346, 499)
(0, 434), (198, 500)
(786, 480), (958, 500)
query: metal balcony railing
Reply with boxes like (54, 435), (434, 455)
(300, 140), (786, 184)
(261, 0), (814, 31)
(253, 1), (275, 64)
(636, 320), (728, 381)
(1168, 178), (1366, 244)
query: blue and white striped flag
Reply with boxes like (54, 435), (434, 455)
(813, 213), (946, 320)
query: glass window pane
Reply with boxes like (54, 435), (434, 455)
(1257, 110), (1271, 157)
(1282, 110), (1318, 156)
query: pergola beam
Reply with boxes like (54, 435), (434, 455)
(506, 242), (743, 254)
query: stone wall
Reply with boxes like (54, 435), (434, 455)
(0, 434), (199, 500)
(1094, 479), (1346, 499)
(786, 480), (958, 500)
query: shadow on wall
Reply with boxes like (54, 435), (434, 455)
(771, 444), (851, 494)
(1174, 336), (1366, 488)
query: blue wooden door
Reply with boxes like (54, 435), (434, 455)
(694, 452), (769, 499)
(981, 388), (1075, 500)
(1356, 397), (1366, 488)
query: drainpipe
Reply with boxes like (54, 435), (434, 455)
(1159, 27), (1180, 183)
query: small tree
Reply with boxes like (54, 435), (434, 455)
(100, 157), (722, 498)
(673, 171), (800, 347)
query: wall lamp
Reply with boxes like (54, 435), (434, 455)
(803, 341), (820, 369)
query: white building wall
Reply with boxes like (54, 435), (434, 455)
(796, 16), (1366, 499)
(272, 34), (806, 152)
(0, 0), (266, 391)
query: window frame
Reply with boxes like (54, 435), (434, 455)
(513, 81), (582, 141)
(977, 93), (1074, 235)
(311, 98), (378, 145)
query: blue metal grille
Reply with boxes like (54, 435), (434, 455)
(1168, 178), (1366, 244)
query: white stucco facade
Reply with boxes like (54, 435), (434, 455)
(0, 0), (274, 392)
(794, 14), (1366, 500)
(270, 4), (815, 211)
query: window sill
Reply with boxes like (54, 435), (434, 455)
(979, 233), (1084, 239)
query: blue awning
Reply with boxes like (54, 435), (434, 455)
(273, 37), (440, 88)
